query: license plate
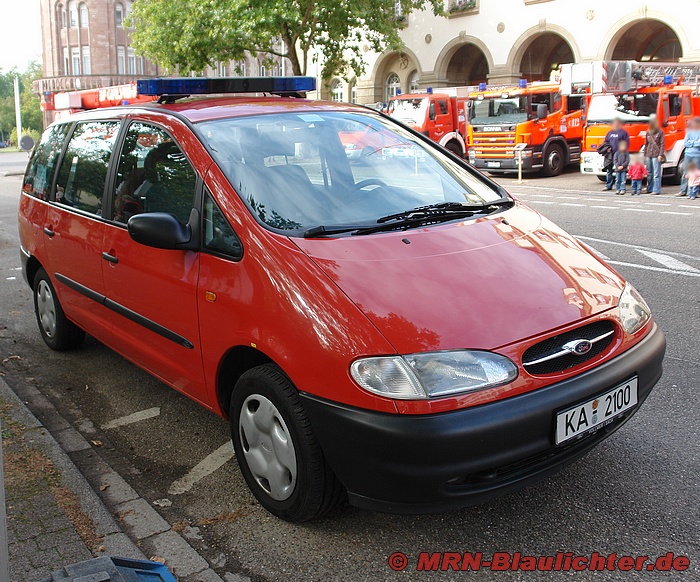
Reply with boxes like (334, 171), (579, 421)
(487, 161), (501, 168)
(555, 377), (638, 445)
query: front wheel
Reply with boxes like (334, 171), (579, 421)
(445, 141), (463, 158)
(542, 144), (565, 177)
(33, 268), (85, 351)
(230, 364), (344, 522)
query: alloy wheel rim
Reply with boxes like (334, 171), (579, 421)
(37, 280), (57, 339)
(239, 394), (297, 501)
(549, 150), (562, 172)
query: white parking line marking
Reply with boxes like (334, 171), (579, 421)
(531, 194), (553, 198)
(679, 204), (700, 209)
(624, 208), (654, 212)
(529, 200), (556, 204)
(590, 205), (618, 209)
(102, 407), (161, 430)
(168, 441), (235, 495)
(636, 249), (700, 273)
(661, 211), (692, 216)
(575, 236), (700, 262)
(557, 196), (579, 200)
(643, 202), (671, 206)
(560, 203), (586, 207)
(607, 260), (700, 278)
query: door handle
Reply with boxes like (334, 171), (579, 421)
(102, 252), (119, 264)
(43, 227), (55, 238)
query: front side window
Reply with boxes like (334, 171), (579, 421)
(55, 120), (121, 215)
(113, 122), (197, 224)
(203, 191), (243, 259)
(23, 124), (71, 201)
(199, 111), (504, 235)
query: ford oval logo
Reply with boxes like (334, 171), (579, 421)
(563, 339), (593, 356)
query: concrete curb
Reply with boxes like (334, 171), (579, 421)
(2, 378), (229, 582)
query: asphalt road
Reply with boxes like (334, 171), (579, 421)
(0, 152), (698, 580)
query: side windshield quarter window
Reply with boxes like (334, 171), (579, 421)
(203, 190), (243, 260)
(113, 122), (197, 224)
(23, 124), (71, 201)
(55, 120), (121, 215)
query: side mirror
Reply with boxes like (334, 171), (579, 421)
(128, 212), (192, 250)
(536, 103), (548, 120)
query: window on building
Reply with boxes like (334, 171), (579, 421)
(394, 0), (402, 17)
(386, 72), (401, 102)
(79, 3), (88, 28)
(117, 46), (126, 74)
(82, 46), (91, 74)
(260, 64), (266, 77)
(351, 83), (358, 104)
(55, 121), (122, 216)
(128, 48), (136, 74)
(238, 61), (246, 76)
(68, 1), (78, 27)
(57, 4), (66, 28)
(409, 71), (420, 93)
(71, 47), (80, 75)
(63, 48), (69, 75)
(137, 56), (144, 75)
(330, 79), (343, 102)
(116, 3), (124, 27)
(113, 122), (197, 224)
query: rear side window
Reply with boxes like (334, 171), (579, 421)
(23, 124), (71, 201)
(55, 120), (121, 216)
(113, 122), (197, 224)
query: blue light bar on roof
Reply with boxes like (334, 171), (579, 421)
(136, 76), (316, 97)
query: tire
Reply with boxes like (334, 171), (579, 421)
(33, 268), (85, 351)
(446, 141), (463, 158)
(597, 175), (607, 182)
(672, 153), (684, 186)
(230, 364), (344, 522)
(542, 143), (565, 177)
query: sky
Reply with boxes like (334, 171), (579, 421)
(0, 0), (42, 72)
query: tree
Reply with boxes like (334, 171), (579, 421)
(129, 0), (442, 80)
(0, 62), (43, 140)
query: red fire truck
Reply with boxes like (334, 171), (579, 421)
(466, 81), (588, 177)
(574, 61), (700, 182)
(386, 88), (471, 157)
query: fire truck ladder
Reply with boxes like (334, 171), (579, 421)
(631, 62), (700, 92)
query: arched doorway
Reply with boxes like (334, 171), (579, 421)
(444, 44), (489, 86)
(610, 19), (682, 62)
(519, 33), (574, 82)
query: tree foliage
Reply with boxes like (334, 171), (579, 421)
(130, 0), (442, 79)
(0, 62), (43, 141)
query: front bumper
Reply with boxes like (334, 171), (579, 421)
(301, 323), (665, 514)
(472, 156), (540, 173)
(581, 151), (606, 176)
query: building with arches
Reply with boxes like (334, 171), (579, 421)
(318, 1), (700, 104)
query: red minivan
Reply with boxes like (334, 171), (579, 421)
(18, 78), (665, 522)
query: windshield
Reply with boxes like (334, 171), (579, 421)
(470, 96), (529, 125)
(387, 98), (429, 125)
(587, 93), (659, 123)
(198, 111), (505, 235)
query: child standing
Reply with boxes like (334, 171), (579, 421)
(685, 160), (700, 199)
(628, 154), (648, 196)
(613, 140), (630, 195)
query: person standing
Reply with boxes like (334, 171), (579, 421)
(678, 117), (700, 196)
(601, 118), (630, 191)
(628, 154), (648, 195)
(644, 116), (665, 195)
(614, 140), (630, 195)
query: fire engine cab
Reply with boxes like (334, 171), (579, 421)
(466, 81), (587, 177)
(573, 61), (700, 181)
(386, 88), (470, 157)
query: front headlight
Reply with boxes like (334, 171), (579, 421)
(618, 283), (651, 334)
(350, 351), (518, 400)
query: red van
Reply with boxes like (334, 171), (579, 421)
(18, 78), (665, 522)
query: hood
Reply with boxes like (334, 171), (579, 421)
(293, 202), (625, 354)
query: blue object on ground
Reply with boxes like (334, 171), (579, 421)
(43, 556), (178, 582)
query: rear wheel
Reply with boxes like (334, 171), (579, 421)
(230, 364), (344, 522)
(597, 175), (607, 182)
(672, 153), (684, 185)
(33, 268), (85, 351)
(542, 143), (565, 177)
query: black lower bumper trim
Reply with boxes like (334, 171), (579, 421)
(300, 324), (665, 514)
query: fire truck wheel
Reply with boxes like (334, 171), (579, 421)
(542, 144), (564, 177)
(445, 141), (463, 158)
(672, 154), (684, 185)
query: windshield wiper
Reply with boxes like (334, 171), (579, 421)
(377, 199), (512, 224)
(303, 224), (375, 238)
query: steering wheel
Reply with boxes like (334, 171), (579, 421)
(353, 178), (387, 191)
